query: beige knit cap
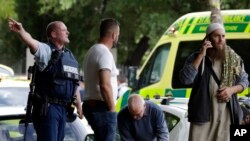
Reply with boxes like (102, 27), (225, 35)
(206, 23), (225, 35)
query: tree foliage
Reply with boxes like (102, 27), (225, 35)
(0, 0), (249, 73)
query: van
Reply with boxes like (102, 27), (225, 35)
(116, 9), (250, 110)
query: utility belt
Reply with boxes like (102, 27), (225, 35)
(33, 94), (75, 117)
(47, 97), (70, 106)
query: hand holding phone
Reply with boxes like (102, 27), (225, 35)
(203, 38), (213, 49)
(199, 38), (213, 57)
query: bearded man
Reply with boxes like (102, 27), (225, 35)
(180, 23), (249, 141)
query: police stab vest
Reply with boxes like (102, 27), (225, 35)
(34, 44), (80, 102)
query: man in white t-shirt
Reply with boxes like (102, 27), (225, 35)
(82, 18), (120, 141)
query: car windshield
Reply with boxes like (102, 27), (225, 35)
(0, 87), (29, 107)
(0, 119), (36, 141)
(0, 118), (80, 141)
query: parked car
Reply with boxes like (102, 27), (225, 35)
(158, 97), (189, 141)
(0, 64), (14, 78)
(0, 106), (93, 141)
(0, 78), (30, 107)
(0, 77), (93, 141)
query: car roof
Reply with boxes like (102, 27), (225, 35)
(168, 98), (188, 110)
(0, 106), (26, 117)
(0, 77), (30, 88)
(0, 64), (14, 77)
(0, 106), (94, 140)
(150, 97), (188, 118)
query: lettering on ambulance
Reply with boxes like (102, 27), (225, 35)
(187, 16), (210, 34)
(223, 15), (245, 23)
(196, 17), (210, 24)
(178, 15), (250, 34)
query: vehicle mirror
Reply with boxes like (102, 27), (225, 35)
(66, 113), (77, 122)
(85, 134), (95, 141)
(161, 97), (175, 105)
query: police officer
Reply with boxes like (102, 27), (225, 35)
(8, 18), (83, 141)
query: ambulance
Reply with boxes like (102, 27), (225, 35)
(116, 9), (250, 110)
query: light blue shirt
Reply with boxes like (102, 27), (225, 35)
(34, 42), (52, 71)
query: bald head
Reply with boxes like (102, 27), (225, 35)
(128, 94), (145, 120)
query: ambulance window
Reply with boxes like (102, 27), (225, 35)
(172, 41), (201, 88)
(137, 43), (170, 89)
(227, 39), (250, 82)
(172, 39), (250, 88)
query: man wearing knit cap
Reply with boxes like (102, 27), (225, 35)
(179, 23), (249, 141)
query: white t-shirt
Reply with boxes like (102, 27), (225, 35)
(83, 44), (118, 102)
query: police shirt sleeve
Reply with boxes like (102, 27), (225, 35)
(34, 42), (52, 71)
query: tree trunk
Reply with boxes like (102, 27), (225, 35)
(209, 0), (223, 24)
(125, 36), (149, 66)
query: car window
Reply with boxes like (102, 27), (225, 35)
(172, 39), (250, 88)
(137, 43), (170, 90)
(0, 118), (83, 141)
(0, 119), (36, 141)
(0, 87), (29, 107)
(85, 134), (95, 141)
(0, 65), (14, 77)
(164, 112), (180, 132)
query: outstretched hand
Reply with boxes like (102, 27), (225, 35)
(8, 18), (23, 32)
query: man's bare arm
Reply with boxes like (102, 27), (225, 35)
(99, 69), (115, 112)
(75, 86), (83, 119)
(8, 18), (39, 54)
